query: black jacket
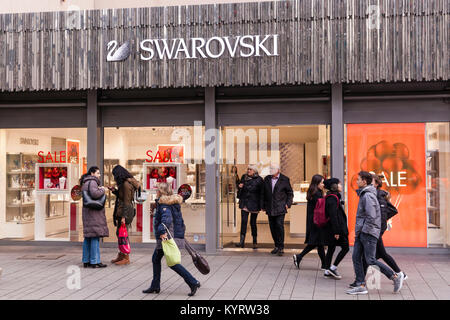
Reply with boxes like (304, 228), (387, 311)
(325, 191), (348, 236)
(376, 189), (389, 234)
(305, 191), (330, 245)
(237, 174), (264, 212)
(262, 173), (294, 217)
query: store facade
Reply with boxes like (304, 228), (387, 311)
(0, 0), (449, 252)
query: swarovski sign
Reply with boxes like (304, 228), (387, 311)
(107, 34), (279, 62)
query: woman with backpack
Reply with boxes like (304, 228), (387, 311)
(293, 174), (329, 269)
(109, 165), (140, 266)
(322, 178), (349, 279)
(142, 182), (201, 296)
(235, 164), (264, 249)
(80, 166), (109, 268)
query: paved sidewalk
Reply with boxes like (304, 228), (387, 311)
(0, 245), (448, 300)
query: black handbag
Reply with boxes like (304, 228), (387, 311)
(386, 200), (399, 220)
(184, 239), (210, 275)
(82, 181), (106, 210)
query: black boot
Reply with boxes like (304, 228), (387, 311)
(252, 236), (257, 249)
(235, 234), (245, 248)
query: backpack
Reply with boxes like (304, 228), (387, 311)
(313, 194), (339, 228)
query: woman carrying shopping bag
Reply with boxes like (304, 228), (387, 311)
(109, 165), (140, 265)
(143, 182), (201, 296)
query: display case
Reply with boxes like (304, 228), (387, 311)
(35, 163), (71, 193)
(144, 163), (181, 193)
(6, 153), (38, 224)
(427, 150), (440, 227)
(104, 159), (119, 208)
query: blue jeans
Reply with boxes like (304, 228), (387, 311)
(150, 248), (198, 290)
(352, 233), (395, 286)
(82, 237), (101, 264)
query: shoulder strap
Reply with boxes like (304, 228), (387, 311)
(325, 194), (340, 207)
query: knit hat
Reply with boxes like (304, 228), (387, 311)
(324, 178), (340, 190)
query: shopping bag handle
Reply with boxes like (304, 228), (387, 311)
(161, 223), (173, 240)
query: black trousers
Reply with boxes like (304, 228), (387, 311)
(240, 210), (258, 238)
(297, 245), (326, 266)
(268, 214), (285, 249)
(363, 233), (401, 275)
(324, 234), (350, 269)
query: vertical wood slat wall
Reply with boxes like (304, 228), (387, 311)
(0, 0), (448, 92)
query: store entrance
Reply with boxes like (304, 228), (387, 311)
(219, 125), (330, 250)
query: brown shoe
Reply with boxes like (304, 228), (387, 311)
(115, 254), (130, 265)
(111, 252), (124, 264)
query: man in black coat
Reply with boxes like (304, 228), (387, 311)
(262, 164), (294, 256)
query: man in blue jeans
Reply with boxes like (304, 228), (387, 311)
(347, 171), (404, 295)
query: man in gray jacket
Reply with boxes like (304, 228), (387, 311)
(347, 171), (404, 295)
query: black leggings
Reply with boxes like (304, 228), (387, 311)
(297, 245), (326, 265)
(363, 234), (401, 274)
(324, 236), (350, 269)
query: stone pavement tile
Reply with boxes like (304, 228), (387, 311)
(234, 259), (268, 300)
(189, 256), (243, 300)
(154, 256), (226, 300)
(245, 259), (284, 299)
(211, 256), (262, 300)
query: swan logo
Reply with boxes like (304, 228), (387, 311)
(106, 34), (278, 62)
(107, 41), (132, 62)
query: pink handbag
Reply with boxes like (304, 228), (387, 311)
(118, 223), (131, 254)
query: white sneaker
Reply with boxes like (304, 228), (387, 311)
(401, 271), (408, 281)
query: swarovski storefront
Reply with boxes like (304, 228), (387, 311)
(0, 1), (449, 252)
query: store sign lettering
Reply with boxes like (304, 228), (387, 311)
(371, 171), (407, 187)
(107, 34), (279, 62)
(146, 150), (174, 163)
(38, 151), (66, 163)
(20, 138), (39, 145)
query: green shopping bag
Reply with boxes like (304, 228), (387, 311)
(161, 223), (181, 267)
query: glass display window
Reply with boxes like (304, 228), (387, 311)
(103, 126), (206, 244)
(0, 128), (87, 241)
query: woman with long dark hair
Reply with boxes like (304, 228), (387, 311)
(80, 166), (109, 268)
(293, 174), (329, 269)
(109, 165), (140, 265)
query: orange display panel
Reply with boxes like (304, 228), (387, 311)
(346, 123), (427, 247)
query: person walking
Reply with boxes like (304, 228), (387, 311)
(109, 165), (140, 266)
(347, 171), (405, 295)
(80, 166), (109, 268)
(262, 164), (293, 256)
(365, 174), (407, 280)
(143, 182), (201, 296)
(322, 178), (349, 279)
(236, 164), (264, 249)
(293, 174), (328, 269)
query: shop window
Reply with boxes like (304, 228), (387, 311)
(0, 128), (87, 241)
(426, 123), (450, 247)
(103, 126), (206, 244)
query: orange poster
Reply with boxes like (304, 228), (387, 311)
(347, 123), (427, 247)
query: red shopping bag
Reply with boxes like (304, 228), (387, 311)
(118, 223), (131, 254)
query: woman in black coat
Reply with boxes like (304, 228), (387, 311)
(323, 178), (349, 279)
(236, 164), (264, 249)
(293, 174), (329, 269)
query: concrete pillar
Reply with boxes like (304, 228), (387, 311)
(87, 90), (104, 176)
(331, 84), (344, 184)
(205, 87), (218, 254)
